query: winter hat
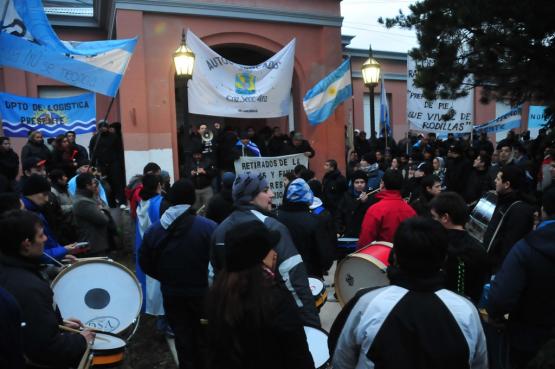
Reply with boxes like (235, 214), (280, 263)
(168, 179), (196, 206)
(222, 172), (236, 189)
(22, 174), (51, 196)
(232, 172), (269, 205)
(225, 221), (281, 272)
(97, 120), (109, 128)
(351, 170), (368, 183)
(416, 162), (433, 176)
(22, 157), (46, 171)
(286, 178), (314, 204)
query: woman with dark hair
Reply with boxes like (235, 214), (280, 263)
(51, 135), (78, 178)
(206, 221), (315, 369)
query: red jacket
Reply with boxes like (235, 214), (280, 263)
(357, 189), (416, 249)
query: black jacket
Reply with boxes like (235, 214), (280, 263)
(331, 269), (488, 369)
(0, 148), (19, 181)
(89, 132), (122, 166)
(277, 202), (334, 278)
(444, 229), (490, 304)
(0, 254), (86, 368)
(465, 168), (494, 205)
(334, 191), (375, 237)
(322, 170), (348, 215)
(488, 220), (555, 357)
(186, 157), (216, 189)
(205, 188), (235, 224)
(483, 191), (535, 271)
(208, 281), (315, 369)
(283, 140), (315, 158)
(21, 140), (52, 167)
(446, 156), (473, 197)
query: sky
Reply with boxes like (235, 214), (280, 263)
(341, 0), (419, 53)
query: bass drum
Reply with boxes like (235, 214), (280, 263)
(467, 191), (497, 244)
(334, 241), (393, 306)
(51, 259), (142, 335)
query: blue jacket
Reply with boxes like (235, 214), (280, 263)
(21, 197), (67, 261)
(140, 205), (217, 297)
(487, 220), (555, 355)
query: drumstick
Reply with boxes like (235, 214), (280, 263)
(62, 320), (104, 333)
(58, 325), (109, 341)
(76, 343), (91, 369)
(42, 252), (65, 267)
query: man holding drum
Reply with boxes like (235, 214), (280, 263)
(0, 210), (95, 369)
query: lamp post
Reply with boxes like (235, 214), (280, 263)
(173, 29), (195, 177)
(361, 47), (381, 145)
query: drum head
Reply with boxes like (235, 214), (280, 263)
(52, 260), (142, 334)
(304, 326), (329, 369)
(92, 333), (126, 350)
(335, 254), (389, 306)
(308, 277), (324, 297)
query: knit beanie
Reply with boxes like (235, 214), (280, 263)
(285, 178), (314, 204)
(168, 179), (196, 205)
(22, 174), (51, 196)
(225, 221), (280, 272)
(351, 170), (368, 183)
(232, 172), (269, 205)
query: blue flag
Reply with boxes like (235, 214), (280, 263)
(303, 59), (352, 125)
(0, 0), (137, 97)
(379, 78), (392, 137)
(0, 92), (96, 137)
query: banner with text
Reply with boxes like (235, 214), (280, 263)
(234, 153), (308, 205)
(187, 30), (295, 118)
(0, 92), (96, 137)
(474, 106), (521, 134)
(528, 106), (548, 139)
(407, 57), (474, 134)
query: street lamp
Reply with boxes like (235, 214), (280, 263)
(173, 29), (195, 177)
(361, 47), (381, 143)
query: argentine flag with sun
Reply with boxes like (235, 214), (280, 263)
(303, 58), (352, 125)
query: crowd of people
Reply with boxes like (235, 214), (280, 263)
(0, 122), (554, 369)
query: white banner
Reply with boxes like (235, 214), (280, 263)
(187, 31), (295, 118)
(234, 154), (308, 206)
(407, 57), (474, 134)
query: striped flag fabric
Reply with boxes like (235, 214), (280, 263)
(0, 0), (137, 97)
(303, 58), (352, 125)
(379, 78), (392, 137)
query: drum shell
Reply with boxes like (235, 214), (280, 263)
(91, 332), (126, 367)
(308, 277), (327, 310)
(334, 241), (393, 306)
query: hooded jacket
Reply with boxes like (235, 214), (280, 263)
(211, 204), (320, 327)
(357, 190), (416, 248)
(20, 138), (52, 166)
(488, 220), (555, 356)
(0, 254), (86, 368)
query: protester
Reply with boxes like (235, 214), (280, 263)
(205, 172), (235, 224)
(322, 159), (348, 216)
(16, 157), (47, 193)
(432, 156), (446, 188)
(126, 162), (162, 218)
(0, 286), (24, 369)
(20, 131), (52, 169)
(135, 174), (165, 316)
(187, 149), (216, 212)
(357, 169), (416, 248)
(51, 135), (78, 178)
(0, 192), (24, 215)
(284, 132), (315, 158)
(49, 169), (73, 216)
(331, 217), (488, 369)
(445, 143), (472, 197)
(483, 165), (535, 271)
(140, 179), (217, 369)
(335, 170), (376, 238)
(466, 153), (494, 205)
(487, 187), (555, 369)
(68, 159), (109, 205)
(409, 174), (442, 217)
(211, 172), (320, 327)
(430, 192), (489, 303)
(234, 130), (261, 158)
(21, 174), (78, 262)
(0, 136), (20, 190)
(277, 178), (334, 278)
(89, 120), (126, 207)
(207, 221), (314, 369)
(73, 173), (112, 256)
(359, 152), (384, 191)
(65, 130), (88, 162)
(267, 126), (290, 156)
(0, 210), (94, 369)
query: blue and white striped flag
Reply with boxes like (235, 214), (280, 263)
(303, 58), (352, 125)
(379, 78), (392, 137)
(0, 0), (137, 97)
